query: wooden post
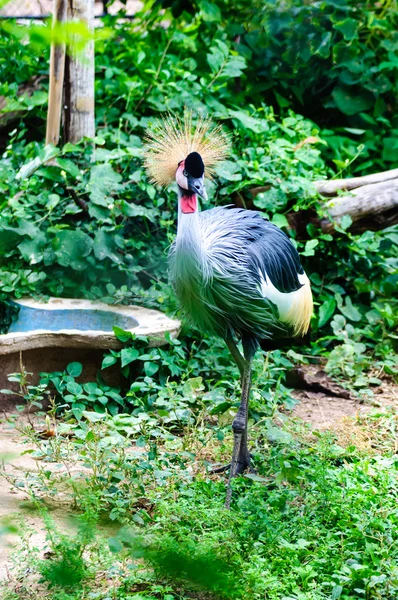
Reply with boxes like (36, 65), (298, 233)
(45, 0), (67, 146)
(64, 0), (95, 143)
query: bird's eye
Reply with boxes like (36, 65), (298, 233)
(183, 169), (188, 177)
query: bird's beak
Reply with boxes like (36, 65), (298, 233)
(188, 176), (207, 201)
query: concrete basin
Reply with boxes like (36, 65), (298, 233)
(0, 298), (180, 400)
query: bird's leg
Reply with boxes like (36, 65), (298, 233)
(210, 336), (244, 476)
(225, 335), (245, 377)
(235, 369), (253, 473)
(225, 357), (252, 509)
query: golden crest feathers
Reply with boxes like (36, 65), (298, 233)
(143, 109), (231, 187)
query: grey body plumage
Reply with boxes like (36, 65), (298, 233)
(170, 203), (304, 350)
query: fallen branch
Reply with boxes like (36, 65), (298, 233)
(314, 168), (398, 196)
(235, 167), (398, 237)
(322, 179), (398, 232)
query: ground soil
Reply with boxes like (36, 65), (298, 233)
(0, 412), (84, 582)
(291, 377), (398, 428)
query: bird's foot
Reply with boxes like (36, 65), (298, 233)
(225, 442), (255, 509)
(210, 462), (231, 474)
(231, 450), (254, 476)
(210, 453), (254, 475)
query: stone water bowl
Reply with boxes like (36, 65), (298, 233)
(0, 298), (180, 402)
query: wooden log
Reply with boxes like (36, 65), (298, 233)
(314, 168), (398, 196)
(284, 180), (398, 237)
(321, 179), (398, 232)
(46, 0), (67, 146)
(64, 0), (95, 143)
(240, 168), (398, 238)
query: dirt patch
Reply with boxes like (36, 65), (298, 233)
(0, 413), (79, 583)
(291, 377), (398, 430)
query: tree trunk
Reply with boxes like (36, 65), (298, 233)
(64, 0), (95, 143)
(46, 0), (67, 146)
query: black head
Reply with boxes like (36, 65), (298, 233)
(184, 152), (204, 179)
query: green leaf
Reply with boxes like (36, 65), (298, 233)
(340, 297), (361, 322)
(312, 31), (331, 58)
(228, 109), (268, 133)
(18, 233), (46, 264)
(214, 160), (242, 182)
(274, 91), (290, 108)
(271, 214), (289, 229)
(253, 188), (287, 212)
(244, 473), (269, 483)
(334, 18), (358, 41)
(66, 381), (83, 395)
(339, 214), (352, 230)
(67, 362), (83, 377)
(382, 137), (398, 162)
(53, 230), (93, 270)
(207, 41), (227, 73)
(102, 355), (118, 369)
(331, 585), (343, 600)
(88, 203), (111, 222)
(16, 145), (60, 180)
(108, 536), (124, 553)
(56, 158), (81, 179)
(113, 326), (131, 342)
(200, 0), (221, 22)
(318, 297), (336, 327)
(93, 229), (123, 264)
(144, 361), (159, 377)
(210, 401), (231, 415)
(88, 163), (122, 207)
(83, 411), (107, 423)
(301, 239), (319, 257)
(121, 347), (139, 368)
(71, 403), (85, 421)
(0, 229), (21, 254)
(332, 87), (373, 116)
(344, 128), (366, 135)
(222, 55), (247, 80)
(97, 395), (109, 405)
(120, 201), (158, 222)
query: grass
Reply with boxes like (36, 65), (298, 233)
(2, 397), (398, 600)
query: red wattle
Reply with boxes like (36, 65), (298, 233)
(181, 194), (197, 214)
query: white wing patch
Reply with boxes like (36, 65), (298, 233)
(259, 270), (312, 336)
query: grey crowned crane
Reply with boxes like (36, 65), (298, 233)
(144, 112), (313, 507)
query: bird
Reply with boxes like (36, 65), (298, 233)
(144, 110), (313, 507)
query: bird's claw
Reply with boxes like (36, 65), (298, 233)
(210, 462), (231, 474)
(210, 453), (255, 476)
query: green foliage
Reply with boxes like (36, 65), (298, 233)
(38, 512), (96, 588)
(110, 529), (243, 598)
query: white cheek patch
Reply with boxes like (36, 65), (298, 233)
(176, 169), (188, 190)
